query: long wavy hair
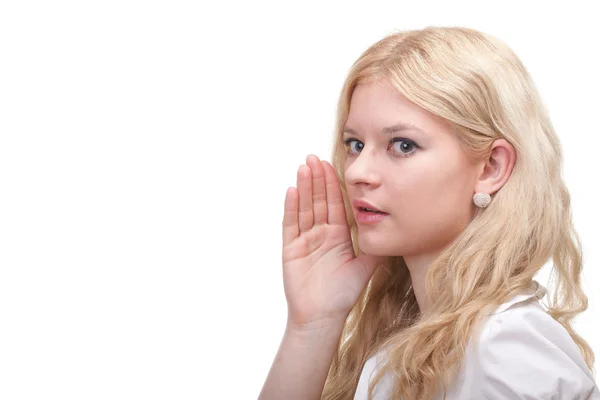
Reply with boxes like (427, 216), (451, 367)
(321, 26), (595, 400)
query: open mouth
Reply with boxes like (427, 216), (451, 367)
(359, 207), (388, 214)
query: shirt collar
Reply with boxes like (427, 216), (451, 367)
(491, 280), (547, 315)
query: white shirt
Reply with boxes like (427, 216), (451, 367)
(354, 281), (600, 399)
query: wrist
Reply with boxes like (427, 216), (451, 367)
(285, 316), (346, 340)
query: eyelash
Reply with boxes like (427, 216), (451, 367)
(343, 137), (420, 158)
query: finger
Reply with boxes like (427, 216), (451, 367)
(306, 154), (327, 226)
(282, 186), (299, 247)
(297, 164), (314, 232)
(322, 160), (348, 226)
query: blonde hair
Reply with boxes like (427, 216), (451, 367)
(321, 26), (595, 400)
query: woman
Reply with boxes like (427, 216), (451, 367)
(258, 26), (599, 399)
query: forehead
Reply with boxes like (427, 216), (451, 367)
(344, 81), (453, 141)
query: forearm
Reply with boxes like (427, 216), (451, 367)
(258, 319), (345, 400)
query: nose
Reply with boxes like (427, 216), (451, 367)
(344, 148), (382, 187)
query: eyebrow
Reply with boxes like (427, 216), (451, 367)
(342, 123), (428, 137)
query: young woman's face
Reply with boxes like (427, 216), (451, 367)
(343, 80), (479, 258)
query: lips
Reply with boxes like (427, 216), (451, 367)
(351, 199), (388, 214)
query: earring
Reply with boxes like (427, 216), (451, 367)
(473, 192), (491, 208)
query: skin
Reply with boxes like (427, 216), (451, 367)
(343, 80), (516, 312)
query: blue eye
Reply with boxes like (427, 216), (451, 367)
(391, 138), (417, 156)
(343, 137), (419, 158)
(344, 139), (364, 155)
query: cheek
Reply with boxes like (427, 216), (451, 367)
(388, 157), (473, 225)
(430, 169), (472, 215)
(387, 159), (449, 202)
(420, 151), (473, 195)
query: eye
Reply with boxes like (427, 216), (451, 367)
(389, 138), (418, 157)
(343, 137), (419, 158)
(343, 138), (364, 155)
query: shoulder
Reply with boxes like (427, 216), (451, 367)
(467, 286), (599, 399)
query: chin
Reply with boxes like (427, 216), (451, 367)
(357, 234), (395, 257)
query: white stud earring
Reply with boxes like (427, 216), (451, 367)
(473, 192), (491, 208)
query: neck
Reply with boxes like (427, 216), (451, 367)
(403, 251), (442, 314)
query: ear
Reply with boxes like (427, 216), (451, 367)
(474, 139), (516, 196)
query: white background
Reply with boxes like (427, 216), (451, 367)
(1, 1), (598, 399)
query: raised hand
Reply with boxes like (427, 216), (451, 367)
(282, 154), (385, 329)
